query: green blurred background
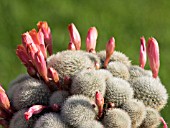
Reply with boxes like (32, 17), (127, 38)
(0, 0), (169, 127)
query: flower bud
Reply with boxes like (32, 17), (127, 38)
(139, 36), (147, 68)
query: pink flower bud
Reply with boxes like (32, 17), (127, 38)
(104, 37), (115, 68)
(22, 32), (34, 48)
(26, 43), (38, 65)
(86, 27), (98, 53)
(48, 67), (59, 83)
(0, 85), (5, 93)
(68, 41), (76, 50)
(139, 36), (147, 69)
(34, 50), (48, 82)
(16, 44), (32, 67)
(95, 91), (104, 118)
(37, 21), (53, 55)
(0, 89), (10, 113)
(160, 117), (168, 128)
(68, 23), (81, 50)
(24, 105), (46, 121)
(147, 37), (160, 78)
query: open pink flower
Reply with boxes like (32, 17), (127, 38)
(95, 91), (104, 118)
(104, 37), (115, 68)
(68, 23), (81, 50)
(147, 37), (160, 78)
(139, 36), (147, 69)
(34, 50), (48, 82)
(24, 105), (46, 121)
(86, 27), (98, 53)
(37, 21), (53, 55)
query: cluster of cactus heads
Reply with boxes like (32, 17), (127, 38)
(0, 21), (168, 128)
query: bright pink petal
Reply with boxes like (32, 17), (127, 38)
(68, 41), (76, 50)
(86, 27), (98, 53)
(24, 105), (46, 121)
(68, 23), (81, 50)
(160, 117), (168, 128)
(147, 37), (160, 78)
(48, 67), (59, 83)
(26, 43), (38, 65)
(22, 32), (34, 48)
(0, 90), (10, 112)
(139, 36), (147, 68)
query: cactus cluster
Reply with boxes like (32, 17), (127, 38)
(0, 21), (168, 128)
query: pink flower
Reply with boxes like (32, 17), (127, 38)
(37, 21), (53, 55)
(24, 105), (46, 121)
(104, 37), (115, 68)
(139, 36), (147, 68)
(147, 37), (160, 78)
(95, 91), (104, 118)
(48, 67), (59, 83)
(68, 23), (81, 50)
(34, 50), (48, 82)
(26, 43), (38, 65)
(86, 27), (98, 53)
(68, 41), (76, 50)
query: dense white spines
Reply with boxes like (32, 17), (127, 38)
(77, 120), (104, 128)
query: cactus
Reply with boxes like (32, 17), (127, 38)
(34, 112), (68, 128)
(120, 99), (146, 127)
(105, 77), (134, 107)
(61, 95), (97, 127)
(139, 107), (160, 128)
(12, 77), (51, 110)
(71, 69), (106, 99)
(107, 61), (130, 80)
(97, 50), (131, 67)
(77, 120), (104, 128)
(9, 109), (39, 128)
(102, 108), (131, 128)
(130, 76), (168, 111)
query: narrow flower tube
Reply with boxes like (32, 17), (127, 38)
(160, 117), (168, 128)
(26, 43), (38, 65)
(37, 21), (53, 55)
(34, 50), (48, 82)
(24, 105), (46, 121)
(22, 32), (34, 48)
(68, 23), (81, 50)
(68, 41), (76, 50)
(139, 36), (147, 69)
(0, 89), (11, 113)
(86, 27), (98, 53)
(104, 37), (115, 68)
(95, 91), (104, 118)
(48, 67), (59, 83)
(147, 37), (160, 78)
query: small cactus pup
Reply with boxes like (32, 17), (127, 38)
(104, 37), (115, 68)
(68, 23), (81, 50)
(107, 61), (130, 80)
(130, 76), (168, 111)
(61, 95), (97, 127)
(70, 69), (106, 100)
(34, 112), (68, 128)
(95, 91), (104, 118)
(86, 27), (98, 53)
(49, 90), (69, 111)
(105, 77), (134, 107)
(139, 36), (147, 69)
(9, 109), (39, 128)
(77, 120), (104, 128)
(139, 107), (161, 128)
(24, 105), (47, 121)
(102, 108), (131, 128)
(147, 37), (160, 78)
(120, 99), (146, 127)
(12, 77), (51, 111)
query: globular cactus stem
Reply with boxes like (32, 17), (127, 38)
(139, 36), (147, 69)
(24, 105), (47, 121)
(68, 23), (81, 50)
(86, 27), (98, 53)
(95, 91), (104, 118)
(104, 37), (115, 68)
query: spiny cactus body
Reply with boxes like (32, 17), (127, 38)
(77, 120), (104, 128)
(71, 69), (106, 99)
(130, 76), (168, 111)
(105, 77), (134, 107)
(34, 112), (68, 128)
(120, 99), (146, 127)
(139, 107), (160, 128)
(107, 61), (130, 80)
(12, 77), (51, 110)
(61, 95), (97, 127)
(102, 108), (131, 128)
